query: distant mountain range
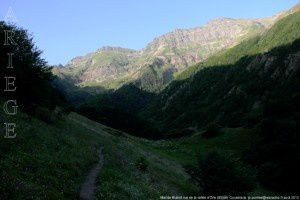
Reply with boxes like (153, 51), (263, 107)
(1, 3), (300, 198)
(71, 3), (300, 138)
(54, 8), (291, 92)
(143, 9), (300, 135)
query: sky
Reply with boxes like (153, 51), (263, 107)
(0, 0), (299, 65)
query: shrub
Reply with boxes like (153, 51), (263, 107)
(135, 157), (148, 172)
(257, 162), (283, 190)
(247, 117), (300, 193)
(202, 122), (221, 138)
(60, 105), (74, 115)
(193, 151), (255, 195)
(34, 107), (57, 124)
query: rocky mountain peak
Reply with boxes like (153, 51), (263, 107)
(96, 46), (136, 53)
(56, 5), (300, 92)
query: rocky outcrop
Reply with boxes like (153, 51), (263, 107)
(246, 51), (300, 81)
(55, 11), (286, 92)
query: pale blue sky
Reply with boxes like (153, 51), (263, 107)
(0, 0), (299, 65)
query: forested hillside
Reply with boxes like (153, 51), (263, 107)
(72, 10), (300, 194)
(0, 22), (65, 118)
(1, 3), (299, 199)
(144, 11), (300, 134)
(139, 11), (300, 194)
(77, 10), (300, 139)
(0, 22), (195, 199)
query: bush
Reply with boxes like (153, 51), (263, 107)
(257, 162), (282, 190)
(246, 117), (300, 193)
(60, 105), (74, 115)
(34, 107), (57, 124)
(135, 157), (148, 172)
(193, 151), (255, 195)
(202, 122), (221, 138)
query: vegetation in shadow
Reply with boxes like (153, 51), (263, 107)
(0, 21), (66, 122)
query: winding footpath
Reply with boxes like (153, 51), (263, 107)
(79, 147), (104, 200)
(69, 115), (105, 199)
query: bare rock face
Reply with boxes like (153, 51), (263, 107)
(55, 15), (278, 92)
(142, 18), (268, 71)
(284, 52), (300, 78)
(246, 50), (300, 81)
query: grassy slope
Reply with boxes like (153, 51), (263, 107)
(1, 105), (277, 199)
(177, 10), (300, 80)
(0, 109), (101, 199)
(0, 108), (197, 199)
(68, 113), (197, 199)
(139, 128), (278, 195)
(143, 10), (300, 134)
(139, 128), (259, 167)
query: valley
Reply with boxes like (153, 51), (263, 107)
(0, 2), (300, 199)
(0, 102), (272, 199)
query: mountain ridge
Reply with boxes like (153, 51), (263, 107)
(55, 13), (278, 92)
(141, 10), (300, 134)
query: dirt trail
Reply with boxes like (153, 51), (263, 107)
(79, 148), (104, 200)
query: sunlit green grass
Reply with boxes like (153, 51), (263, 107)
(0, 110), (197, 199)
(68, 113), (198, 199)
(0, 106), (269, 199)
(137, 128), (259, 166)
(0, 109), (105, 199)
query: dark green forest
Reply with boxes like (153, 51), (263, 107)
(0, 22), (66, 120)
